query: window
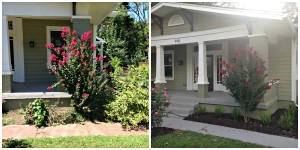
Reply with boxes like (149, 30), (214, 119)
(9, 37), (14, 71)
(168, 15), (184, 27)
(46, 26), (70, 65)
(8, 21), (13, 30)
(50, 31), (65, 48)
(217, 55), (222, 84)
(164, 51), (174, 80)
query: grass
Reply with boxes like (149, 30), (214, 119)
(152, 130), (267, 148)
(3, 135), (149, 148)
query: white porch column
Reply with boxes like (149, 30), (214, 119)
(154, 45), (166, 83)
(2, 15), (12, 75)
(197, 42), (209, 98)
(197, 42), (209, 84)
(13, 17), (25, 82)
(2, 15), (13, 93)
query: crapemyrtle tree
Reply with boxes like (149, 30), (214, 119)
(46, 27), (108, 113)
(151, 84), (171, 127)
(220, 47), (271, 123)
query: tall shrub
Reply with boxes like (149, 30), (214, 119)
(104, 66), (149, 129)
(220, 47), (271, 122)
(46, 27), (108, 112)
(151, 84), (171, 127)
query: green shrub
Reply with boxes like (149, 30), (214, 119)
(278, 112), (294, 130)
(196, 105), (206, 114)
(288, 104), (297, 118)
(260, 112), (272, 125)
(231, 108), (241, 120)
(215, 106), (224, 118)
(151, 84), (171, 127)
(2, 138), (32, 148)
(23, 99), (49, 127)
(105, 66), (149, 129)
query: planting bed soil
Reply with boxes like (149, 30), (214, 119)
(185, 109), (297, 139)
(151, 127), (175, 138)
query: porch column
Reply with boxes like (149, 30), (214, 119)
(197, 42), (209, 98)
(248, 34), (269, 102)
(71, 16), (91, 36)
(154, 45), (166, 84)
(2, 15), (13, 93)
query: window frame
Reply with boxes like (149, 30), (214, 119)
(164, 50), (174, 80)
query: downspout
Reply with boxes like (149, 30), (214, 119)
(72, 2), (76, 16)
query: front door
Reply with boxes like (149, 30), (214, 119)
(192, 54), (213, 91)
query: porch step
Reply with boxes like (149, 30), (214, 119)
(166, 114), (185, 119)
(170, 101), (198, 109)
(167, 106), (194, 117)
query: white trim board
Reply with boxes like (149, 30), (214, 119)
(151, 24), (248, 46)
(152, 2), (284, 20)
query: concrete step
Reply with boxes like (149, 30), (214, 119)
(167, 106), (194, 116)
(166, 113), (185, 119)
(170, 101), (198, 109)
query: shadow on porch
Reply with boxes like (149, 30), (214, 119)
(12, 82), (57, 93)
(167, 90), (238, 118)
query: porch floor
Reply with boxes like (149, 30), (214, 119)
(12, 82), (57, 93)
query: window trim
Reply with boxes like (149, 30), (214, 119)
(164, 50), (174, 80)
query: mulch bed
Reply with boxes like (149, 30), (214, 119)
(151, 127), (175, 138)
(185, 109), (298, 139)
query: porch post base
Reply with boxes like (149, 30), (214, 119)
(3, 74), (12, 93)
(197, 84), (208, 98)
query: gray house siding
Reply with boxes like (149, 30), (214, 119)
(23, 19), (71, 83)
(164, 45), (187, 90)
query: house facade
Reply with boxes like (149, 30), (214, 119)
(2, 2), (119, 93)
(151, 3), (297, 118)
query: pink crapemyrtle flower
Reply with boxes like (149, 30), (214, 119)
(45, 43), (55, 49)
(82, 93), (89, 98)
(220, 68), (226, 74)
(72, 30), (77, 35)
(47, 86), (52, 90)
(155, 112), (159, 115)
(80, 54), (85, 59)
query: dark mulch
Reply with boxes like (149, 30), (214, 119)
(185, 109), (298, 139)
(151, 127), (175, 138)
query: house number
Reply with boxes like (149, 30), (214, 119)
(175, 38), (180, 43)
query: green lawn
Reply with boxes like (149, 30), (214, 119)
(152, 130), (267, 148)
(3, 135), (149, 148)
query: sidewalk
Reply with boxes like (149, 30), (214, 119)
(2, 122), (148, 139)
(162, 117), (298, 148)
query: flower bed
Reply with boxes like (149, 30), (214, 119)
(185, 109), (297, 139)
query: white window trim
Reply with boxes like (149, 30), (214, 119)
(46, 26), (70, 65)
(164, 50), (174, 80)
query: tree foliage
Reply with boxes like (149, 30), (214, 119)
(99, 3), (149, 67)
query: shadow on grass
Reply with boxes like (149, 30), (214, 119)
(2, 138), (32, 148)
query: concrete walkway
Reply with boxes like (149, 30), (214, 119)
(162, 117), (298, 148)
(2, 122), (148, 139)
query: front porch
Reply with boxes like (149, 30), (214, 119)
(167, 89), (278, 120)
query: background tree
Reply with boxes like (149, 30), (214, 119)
(99, 2), (149, 67)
